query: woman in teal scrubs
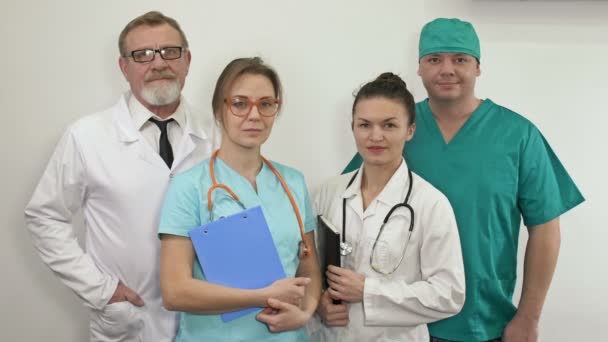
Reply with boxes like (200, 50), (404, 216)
(158, 57), (321, 341)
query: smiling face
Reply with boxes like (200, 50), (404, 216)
(417, 52), (480, 103)
(352, 97), (415, 168)
(220, 73), (278, 151)
(119, 23), (191, 110)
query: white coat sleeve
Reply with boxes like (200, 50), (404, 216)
(24, 128), (118, 310)
(362, 196), (465, 326)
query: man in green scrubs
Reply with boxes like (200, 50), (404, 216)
(343, 18), (584, 342)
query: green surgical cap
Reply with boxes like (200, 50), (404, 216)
(419, 18), (480, 61)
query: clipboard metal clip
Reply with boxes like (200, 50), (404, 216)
(207, 185), (247, 222)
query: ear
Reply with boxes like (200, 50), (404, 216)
(405, 123), (416, 142)
(351, 121), (354, 131)
(185, 50), (192, 75)
(417, 62), (421, 76)
(118, 56), (128, 79)
(476, 62), (481, 77)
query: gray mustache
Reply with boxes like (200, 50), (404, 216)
(145, 71), (176, 82)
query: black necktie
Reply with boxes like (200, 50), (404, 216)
(149, 118), (174, 168)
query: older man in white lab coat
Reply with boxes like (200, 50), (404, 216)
(24, 11), (219, 342)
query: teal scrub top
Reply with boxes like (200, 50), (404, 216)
(159, 157), (316, 342)
(344, 99), (584, 341)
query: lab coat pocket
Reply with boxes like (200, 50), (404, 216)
(368, 238), (391, 273)
(90, 301), (144, 342)
(371, 213), (415, 274)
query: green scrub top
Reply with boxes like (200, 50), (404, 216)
(344, 99), (584, 341)
(159, 157), (315, 342)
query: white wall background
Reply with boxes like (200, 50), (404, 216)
(2, 0), (606, 340)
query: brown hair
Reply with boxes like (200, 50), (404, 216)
(352, 72), (416, 125)
(118, 11), (189, 56)
(211, 57), (283, 122)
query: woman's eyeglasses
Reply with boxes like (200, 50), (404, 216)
(224, 96), (281, 117)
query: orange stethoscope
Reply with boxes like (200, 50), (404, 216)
(206, 150), (309, 258)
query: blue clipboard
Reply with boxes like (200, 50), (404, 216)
(188, 205), (286, 322)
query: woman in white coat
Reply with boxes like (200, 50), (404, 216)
(311, 73), (465, 341)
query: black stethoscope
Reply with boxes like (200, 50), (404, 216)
(341, 167), (415, 275)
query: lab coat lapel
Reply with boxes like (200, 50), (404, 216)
(341, 168), (365, 221)
(172, 105), (208, 171)
(111, 94), (168, 169)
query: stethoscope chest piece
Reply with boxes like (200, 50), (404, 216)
(340, 241), (353, 256)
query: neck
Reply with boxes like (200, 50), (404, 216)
(428, 96), (481, 122)
(217, 139), (263, 181)
(146, 102), (180, 119)
(361, 158), (402, 195)
(135, 94), (181, 119)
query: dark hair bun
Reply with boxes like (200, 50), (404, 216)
(352, 71), (416, 124)
(375, 72), (407, 89)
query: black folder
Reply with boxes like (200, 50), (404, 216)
(317, 215), (342, 304)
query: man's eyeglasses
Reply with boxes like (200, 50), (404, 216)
(224, 96), (281, 117)
(123, 46), (186, 63)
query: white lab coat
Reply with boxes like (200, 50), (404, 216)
(309, 160), (465, 342)
(24, 93), (220, 342)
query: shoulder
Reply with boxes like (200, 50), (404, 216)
(415, 99), (428, 111)
(61, 104), (119, 150)
(67, 106), (115, 135)
(175, 158), (211, 179)
(267, 160), (307, 186)
(312, 172), (355, 216)
(484, 99), (538, 130)
(320, 172), (355, 192)
(484, 100), (550, 152)
(316, 171), (356, 201)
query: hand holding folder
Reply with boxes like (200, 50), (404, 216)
(189, 206), (286, 322)
(317, 215), (342, 304)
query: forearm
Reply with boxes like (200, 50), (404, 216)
(296, 232), (322, 316)
(162, 277), (270, 314)
(363, 275), (465, 326)
(253, 233), (322, 333)
(517, 218), (561, 321)
(160, 235), (271, 314)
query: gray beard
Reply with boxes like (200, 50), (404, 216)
(141, 79), (181, 106)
